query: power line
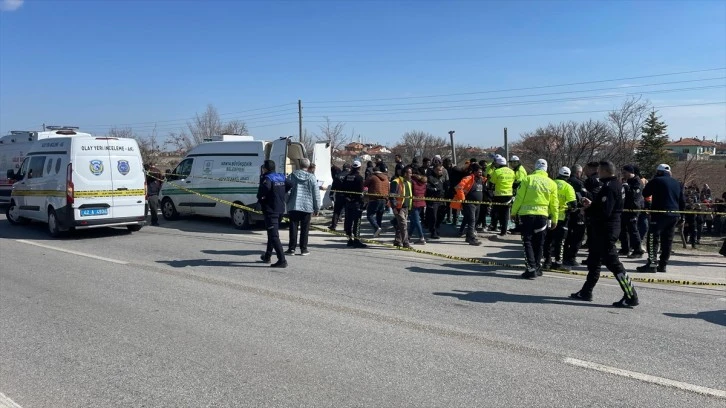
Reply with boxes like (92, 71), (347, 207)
(304, 77), (726, 110)
(301, 101), (726, 123)
(107, 110), (297, 132)
(87, 102), (296, 128)
(302, 85), (725, 117)
(305, 67), (726, 103)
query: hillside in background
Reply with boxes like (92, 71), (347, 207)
(671, 161), (726, 199)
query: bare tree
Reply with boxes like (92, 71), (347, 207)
(606, 96), (651, 166)
(392, 130), (449, 162)
(108, 126), (160, 165)
(673, 154), (708, 187)
(164, 104), (248, 154)
(318, 117), (349, 154)
(300, 128), (317, 158)
(513, 120), (613, 176)
(220, 119), (248, 136)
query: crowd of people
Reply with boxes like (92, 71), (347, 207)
(251, 153), (726, 304)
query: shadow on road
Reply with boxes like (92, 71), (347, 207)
(201, 249), (266, 256)
(663, 310), (726, 327)
(156, 258), (268, 268)
(0, 219), (134, 241)
(433, 289), (613, 308)
(408, 263), (521, 277)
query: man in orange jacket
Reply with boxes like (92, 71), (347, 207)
(456, 163), (485, 246)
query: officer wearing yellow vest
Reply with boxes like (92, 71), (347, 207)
(390, 166), (413, 248)
(543, 167), (577, 271)
(509, 155), (528, 192)
(489, 155), (516, 236)
(512, 159), (559, 279)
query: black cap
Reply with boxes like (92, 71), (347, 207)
(622, 164), (635, 174)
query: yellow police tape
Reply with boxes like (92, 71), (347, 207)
(74, 189), (146, 198)
(146, 171), (725, 215)
(147, 173), (726, 287)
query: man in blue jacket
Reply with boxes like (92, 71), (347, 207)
(637, 163), (685, 273)
(257, 160), (291, 268)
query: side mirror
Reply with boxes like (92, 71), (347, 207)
(6, 169), (15, 180)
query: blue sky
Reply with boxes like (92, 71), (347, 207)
(1, 0), (724, 148)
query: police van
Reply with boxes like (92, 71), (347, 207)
(5, 128), (147, 236)
(159, 135), (332, 228)
(0, 127), (79, 204)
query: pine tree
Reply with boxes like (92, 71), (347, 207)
(635, 110), (671, 179)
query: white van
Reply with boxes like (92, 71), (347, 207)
(5, 133), (147, 236)
(0, 127), (81, 204)
(159, 136), (331, 228)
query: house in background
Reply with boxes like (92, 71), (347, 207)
(665, 137), (717, 161)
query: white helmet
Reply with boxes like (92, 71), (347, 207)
(558, 166), (571, 177)
(535, 159), (548, 171)
(510, 155), (520, 162)
(495, 156), (507, 166)
(656, 163), (671, 172)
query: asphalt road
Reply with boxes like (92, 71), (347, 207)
(1, 214), (724, 407)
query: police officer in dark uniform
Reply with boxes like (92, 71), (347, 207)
(571, 161), (639, 308)
(620, 164), (644, 258)
(341, 160), (367, 248)
(637, 163), (685, 273)
(329, 163), (351, 231)
(257, 160), (291, 268)
(579, 162), (603, 265)
(563, 164), (587, 266)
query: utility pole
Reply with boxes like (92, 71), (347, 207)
(448, 130), (457, 166)
(298, 99), (303, 142)
(504, 127), (509, 161)
(42, 123), (46, 131)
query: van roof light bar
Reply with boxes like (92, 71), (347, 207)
(46, 126), (80, 131)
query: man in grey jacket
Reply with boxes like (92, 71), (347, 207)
(286, 158), (320, 256)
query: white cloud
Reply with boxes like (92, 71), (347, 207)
(1, 0), (24, 12)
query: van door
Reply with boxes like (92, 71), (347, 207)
(166, 157), (196, 214)
(72, 138), (115, 221)
(312, 141), (333, 208)
(9, 157), (30, 218)
(23, 154), (50, 219)
(108, 138), (146, 220)
(268, 137), (289, 176)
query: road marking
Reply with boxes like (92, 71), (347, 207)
(564, 357), (726, 399)
(0, 393), (22, 408)
(16, 240), (128, 265)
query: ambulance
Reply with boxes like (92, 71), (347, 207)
(5, 128), (147, 237)
(159, 135), (332, 228)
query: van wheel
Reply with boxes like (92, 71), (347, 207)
(161, 198), (179, 220)
(48, 209), (63, 238)
(127, 225), (142, 232)
(6, 200), (30, 225)
(231, 205), (250, 229)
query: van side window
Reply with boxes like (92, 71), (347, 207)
(55, 158), (62, 174)
(17, 157), (30, 180)
(174, 158), (193, 178)
(46, 158), (54, 175)
(28, 156), (46, 179)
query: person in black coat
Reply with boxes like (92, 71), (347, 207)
(257, 160), (292, 268)
(563, 164), (587, 266)
(329, 163), (350, 230)
(571, 161), (639, 308)
(341, 160), (367, 248)
(620, 165), (645, 257)
(637, 163), (686, 273)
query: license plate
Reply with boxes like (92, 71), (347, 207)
(80, 208), (108, 216)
